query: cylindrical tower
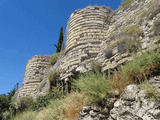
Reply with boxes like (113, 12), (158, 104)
(17, 55), (51, 99)
(59, 6), (112, 80)
(66, 6), (111, 52)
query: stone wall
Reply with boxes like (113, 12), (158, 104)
(18, 0), (160, 99)
(17, 55), (51, 99)
(57, 0), (160, 82)
(95, 0), (158, 72)
(58, 6), (112, 80)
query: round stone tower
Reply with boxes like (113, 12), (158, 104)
(59, 6), (112, 80)
(66, 6), (111, 52)
(17, 55), (51, 99)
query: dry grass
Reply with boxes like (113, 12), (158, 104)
(35, 92), (88, 120)
(11, 48), (160, 120)
(147, 0), (160, 19)
(63, 92), (89, 120)
(121, 0), (133, 8)
(74, 69), (112, 103)
(141, 82), (159, 100)
(13, 92), (88, 120)
(110, 70), (134, 94)
(121, 25), (142, 37)
(50, 52), (60, 65)
(10, 111), (37, 120)
(110, 49), (160, 93)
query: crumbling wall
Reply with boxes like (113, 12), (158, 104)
(96, 0), (160, 72)
(18, 0), (160, 99)
(57, 0), (160, 82)
(17, 55), (51, 99)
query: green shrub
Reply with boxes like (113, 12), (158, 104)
(90, 61), (102, 73)
(119, 26), (142, 53)
(31, 96), (50, 111)
(73, 69), (112, 103)
(10, 111), (37, 120)
(36, 92), (89, 120)
(37, 81), (46, 92)
(117, 40), (126, 54)
(121, 0), (133, 8)
(147, 0), (160, 19)
(137, 10), (147, 19)
(141, 82), (159, 100)
(36, 99), (64, 120)
(111, 48), (160, 93)
(117, 34), (139, 53)
(122, 49), (160, 82)
(48, 72), (54, 83)
(122, 25), (142, 37)
(2, 111), (10, 120)
(50, 85), (63, 99)
(50, 53), (60, 65)
(16, 96), (33, 111)
(137, 9), (147, 24)
(48, 70), (60, 88)
(0, 94), (9, 110)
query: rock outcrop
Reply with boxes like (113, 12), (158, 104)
(79, 76), (160, 120)
(16, 55), (51, 99)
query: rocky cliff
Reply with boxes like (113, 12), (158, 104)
(79, 76), (160, 120)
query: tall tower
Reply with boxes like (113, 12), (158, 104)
(66, 6), (111, 52)
(17, 55), (51, 99)
(59, 6), (112, 80)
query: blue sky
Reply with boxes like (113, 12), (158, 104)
(0, 0), (122, 94)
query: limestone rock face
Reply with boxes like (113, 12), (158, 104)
(79, 76), (160, 120)
(16, 55), (51, 100)
(109, 81), (160, 120)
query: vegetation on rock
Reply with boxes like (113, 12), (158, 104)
(141, 82), (159, 100)
(49, 52), (60, 65)
(73, 69), (111, 103)
(6, 0), (160, 119)
(121, 0), (133, 8)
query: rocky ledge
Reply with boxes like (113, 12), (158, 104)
(79, 76), (160, 120)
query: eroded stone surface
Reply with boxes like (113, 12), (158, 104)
(79, 76), (160, 120)
(16, 55), (51, 100)
(109, 77), (160, 120)
(56, 0), (160, 81)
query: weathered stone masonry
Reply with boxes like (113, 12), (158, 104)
(17, 55), (51, 99)
(18, 0), (160, 99)
(58, 6), (112, 80)
(56, 0), (160, 90)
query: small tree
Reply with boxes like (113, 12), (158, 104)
(54, 27), (64, 53)
(0, 94), (9, 119)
